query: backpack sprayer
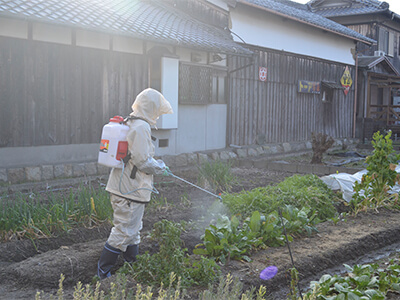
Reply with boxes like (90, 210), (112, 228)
(98, 116), (222, 199)
(98, 116), (129, 169)
(98, 115), (157, 195)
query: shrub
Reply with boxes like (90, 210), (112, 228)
(352, 131), (400, 213)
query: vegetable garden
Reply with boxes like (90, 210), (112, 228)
(1, 132), (400, 299)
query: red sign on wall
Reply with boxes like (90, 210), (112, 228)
(259, 67), (267, 82)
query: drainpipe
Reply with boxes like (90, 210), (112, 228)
(353, 52), (359, 138)
(226, 56), (232, 148)
(362, 70), (369, 143)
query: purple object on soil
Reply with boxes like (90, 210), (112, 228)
(259, 266), (278, 280)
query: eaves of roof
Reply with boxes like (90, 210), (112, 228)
(314, 8), (400, 24)
(0, 0), (253, 56)
(307, 0), (400, 21)
(358, 55), (400, 75)
(322, 80), (345, 89)
(237, 0), (376, 45)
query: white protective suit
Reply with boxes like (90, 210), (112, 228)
(105, 88), (173, 251)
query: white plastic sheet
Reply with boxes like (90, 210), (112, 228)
(321, 166), (400, 202)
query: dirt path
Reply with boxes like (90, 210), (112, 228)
(1, 167), (400, 299)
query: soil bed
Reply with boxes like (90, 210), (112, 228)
(1, 163), (400, 299)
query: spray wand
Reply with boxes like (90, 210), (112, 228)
(165, 169), (222, 200)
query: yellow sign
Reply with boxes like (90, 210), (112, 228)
(298, 80), (320, 94)
(340, 66), (352, 95)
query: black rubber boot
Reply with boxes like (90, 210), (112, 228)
(122, 244), (139, 263)
(97, 242), (121, 279)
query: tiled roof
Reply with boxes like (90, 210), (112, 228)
(358, 55), (400, 75)
(0, 0), (252, 56)
(238, 0), (375, 44)
(307, 0), (389, 17)
(358, 55), (387, 68)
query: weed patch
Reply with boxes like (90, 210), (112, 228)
(0, 185), (112, 241)
(197, 160), (237, 193)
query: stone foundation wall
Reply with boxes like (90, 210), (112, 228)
(0, 139), (357, 185)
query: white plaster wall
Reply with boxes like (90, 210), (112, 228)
(157, 57), (179, 129)
(176, 48), (208, 64)
(33, 23), (71, 45)
(113, 36), (143, 54)
(205, 104), (227, 150)
(177, 105), (207, 153)
(0, 17), (28, 39)
(76, 29), (109, 50)
(230, 6), (356, 65)
(176, 104), (227, 154)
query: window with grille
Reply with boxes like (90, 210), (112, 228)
(179, 63), (227, 104)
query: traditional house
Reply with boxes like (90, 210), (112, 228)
(0, 0), (252, 177)
(223, 0), (374, 145)
(308, 0), (400, 139)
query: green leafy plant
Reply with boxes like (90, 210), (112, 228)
(352, 131), (400, 213)
(120, 219), (220, 288)
(279, 205), (318, 237)
(222, 174), (337, 222)
(329, 212), (348, 225)
(197, 160), (237, 193)
(303, 260), (400, 299)
(193, 215), (255, 264)
(194, 206), (317, 263)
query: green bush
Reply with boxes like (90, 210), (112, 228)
(352, 131), (400, 213)
(222, 174), (337, 222)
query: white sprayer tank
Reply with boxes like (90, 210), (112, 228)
(98, 116), (129, 168)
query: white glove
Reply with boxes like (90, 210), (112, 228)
(139, 157), (166, 175)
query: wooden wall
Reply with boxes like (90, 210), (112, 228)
(228, 48), (355, 145)
(0, 37), (147, 147)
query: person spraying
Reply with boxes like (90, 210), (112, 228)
(97, 88), (173, 279)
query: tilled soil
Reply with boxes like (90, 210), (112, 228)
(1, 166), (400, 299)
